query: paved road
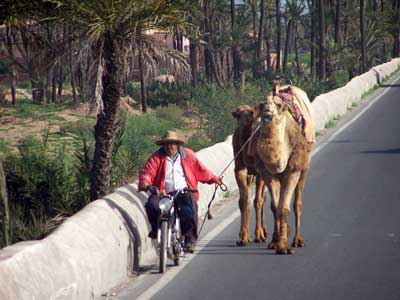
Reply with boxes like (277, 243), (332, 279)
(107, 79), (400, 300)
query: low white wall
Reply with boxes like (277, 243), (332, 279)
(312, 58), (400, 132)
(1, 58), (400, 300)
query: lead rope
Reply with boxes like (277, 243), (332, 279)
(197, 122), (262, 238)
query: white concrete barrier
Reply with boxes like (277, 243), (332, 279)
(312, 58), (400, 132)
(1, 58), (400, 300)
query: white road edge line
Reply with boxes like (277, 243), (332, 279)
(135, 75), (399, 300)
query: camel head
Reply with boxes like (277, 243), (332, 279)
(258, 94), (289, 123)
(232, 105), (257, 128)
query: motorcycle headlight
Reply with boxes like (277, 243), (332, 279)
(159, 197), (173, 214)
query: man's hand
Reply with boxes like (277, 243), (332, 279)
(138, 183), (146, 191)
(146, 185), (159, 195)
(217, 176), (227, 191)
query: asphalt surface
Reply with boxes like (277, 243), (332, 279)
(105, 78), (400, 300)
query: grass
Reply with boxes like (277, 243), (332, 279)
(324, 119), (336, 129)
(0, 138), (11, 155)
(361, 84), (379, 99)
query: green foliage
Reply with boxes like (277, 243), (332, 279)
(189, 83), (267, 143)
(147, 82), (192, 107)
(123, 107), (183, 177)
(185, 133), (212, 152)
(1, 99), (69, 122)
(16, 81), (31, 90)
(126, 81), (140, 101)
(3, 135), (79, 243)
(154, 104), (184, 122)
(324, 119), (335, 129)
(0, 62), (10, 75)
(0, 139), (11, 156)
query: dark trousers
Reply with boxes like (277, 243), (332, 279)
(145, 191), (198, 242)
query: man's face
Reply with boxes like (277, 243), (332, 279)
(163, 142), (179, 157)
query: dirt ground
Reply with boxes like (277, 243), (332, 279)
(0, 90), (197, 154)
(0, 90), (144, 153)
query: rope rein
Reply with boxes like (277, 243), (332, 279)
(197, 122), (263, 238)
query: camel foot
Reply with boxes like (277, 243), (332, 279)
(236, 240), (250, 246)
(254, 229), (267, 243)
(254, 237), (267, 243)
(292, 236), (305, 248)
(267, 241), (279, 249)
(276, 247), (295, 255)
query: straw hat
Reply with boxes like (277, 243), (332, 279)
(155, 130), (185, 146)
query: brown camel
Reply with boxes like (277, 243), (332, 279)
(232, 105), (267, 246)
(232, 82), (314, 254)
(255, 86), (313, 254)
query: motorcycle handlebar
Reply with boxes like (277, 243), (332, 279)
(146, 186), (198, 197)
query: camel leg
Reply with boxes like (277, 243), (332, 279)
(276, 171), (301, 255)
(254, 176), (267, 242)
(264, 176), (280, 250)
(292, 169), (308, 247)
(236, 169), (252, 246)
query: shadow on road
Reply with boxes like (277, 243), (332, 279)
(360, 148), (400, 154)
(379, 84), (400, 88)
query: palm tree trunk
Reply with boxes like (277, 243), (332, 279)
(310, 0), (317, 79)
(189, 37), (198, 88)
(335, 0), (341, 44)
(90, 32), (126, 201)
(51, 66), (57, 103)
(138, 46), (147, 113)
(68, 32), (77, 103)
(360, 0), (366, 72)
(392, 0), (400, 57)
(275, 0), (282, 72)
(318, 0), (326, 80)
(8, 68), (16, 106)
(256, 0), (266, 76)
(230, 0), (244, 88)
(294, 37), (302, 77)
(283, 19), (292, 73)
(203, 0), (213, 84)
(5, 26), (17, 106)
(0, 159), (10, 247)
(58, 65), (63, 99)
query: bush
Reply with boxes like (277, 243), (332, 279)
(154, 104), (184, 123)
(189, 83), (265, 143)
(147, 82), (192, 107)
(0, 62), (9, 75)
(17, 81), (31, 90)
(123, 109), (183, 176)
(3, 135), (80, 243)
(126, 81), (141, 102)
(185, 133), (212, 152)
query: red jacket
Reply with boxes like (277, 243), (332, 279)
(138, 147), (219, 201)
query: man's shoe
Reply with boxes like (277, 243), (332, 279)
(184, 242), (195, 253)
(148, 230), (157, 239)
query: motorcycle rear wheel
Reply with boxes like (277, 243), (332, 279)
(159, 221), (168, 273)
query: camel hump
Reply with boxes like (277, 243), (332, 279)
(277, 85), (316, 143)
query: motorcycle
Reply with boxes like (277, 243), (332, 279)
(147, 186), (197, 273)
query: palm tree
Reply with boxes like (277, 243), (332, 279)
(49, 0), (189, 200)
(282, 0), (305, 73)
(275, 0), (282, 72)
(360, 0), (366, 72)
(318, 0), (326, 80)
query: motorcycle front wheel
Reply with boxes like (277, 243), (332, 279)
(159, 220), (168, 273)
